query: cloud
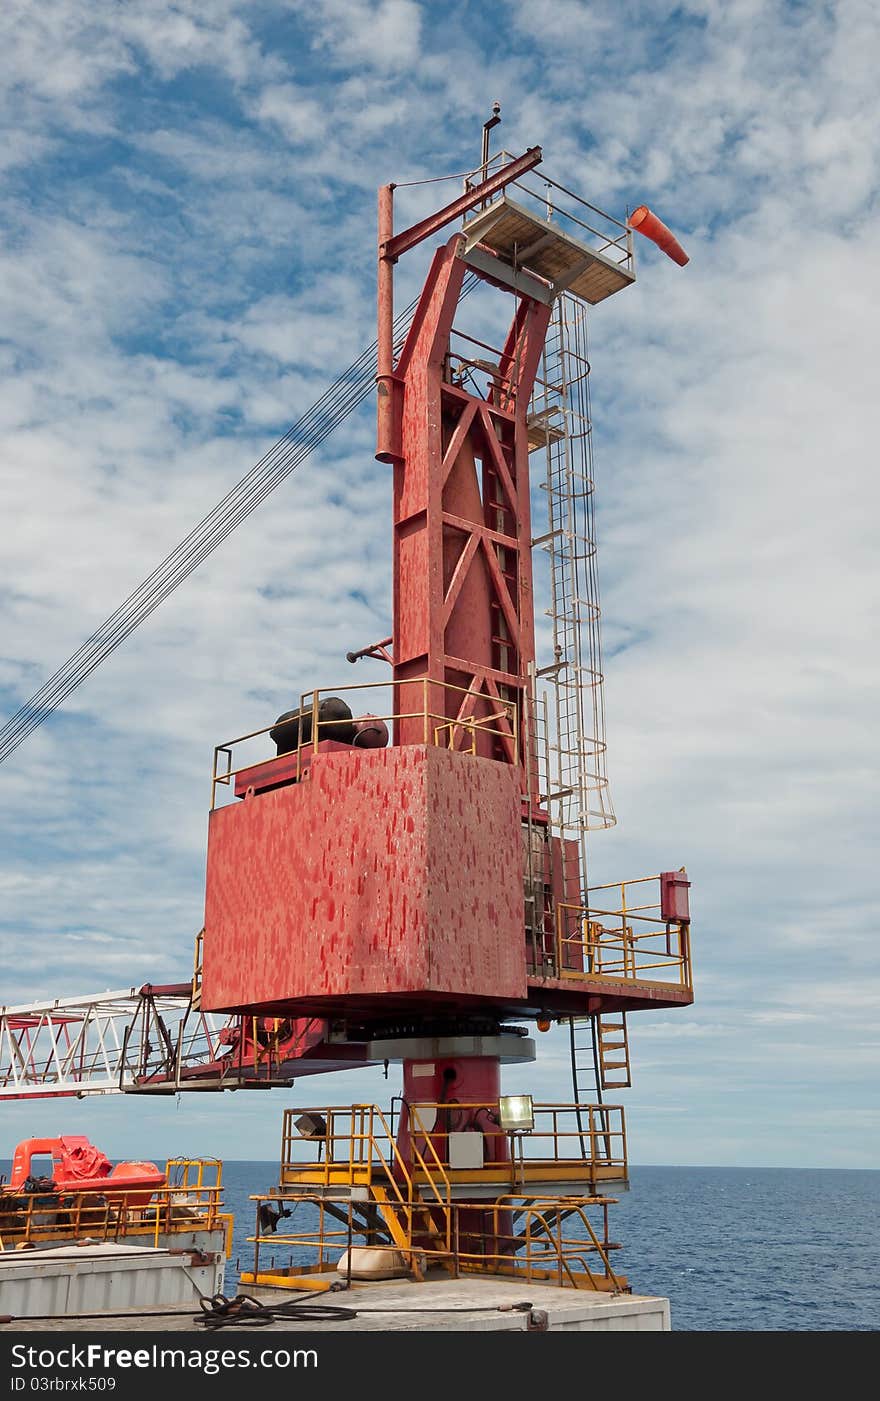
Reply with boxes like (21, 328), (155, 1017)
(285, 0), (423, 71)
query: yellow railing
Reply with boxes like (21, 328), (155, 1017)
(249, 1102), (627, 1291)
(280, 1101), (627, 1187)
(403, 1101), (627, 1184)
(556, 874), (692, 991)
(280, 1104), (451, 1252)
(242, 1190), (625, 1293)
(406, 1106), (453, 1232)
(282, 1105), (404, 1186)
(245, 1195), (356, 1283)
(210, 678), (519, 809)
(455, 1194), (624, 1290)
(0, 1158), (231, 1255)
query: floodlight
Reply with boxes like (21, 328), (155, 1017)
(498, 1094), (534, 1132)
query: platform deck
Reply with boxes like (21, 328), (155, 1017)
(5, 1270), (669, 1332)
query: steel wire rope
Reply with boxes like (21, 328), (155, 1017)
(2, 361), (375, 738)
(0, 274), (480, 763)
(1, 276), (483, 756)
(0, 349), (381, 752)
(2, 1290), (536, 1327)
(0, 373), (379, 756)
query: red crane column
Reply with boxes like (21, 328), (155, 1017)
(383, 232), (550, 781)
(375, 178), (554, 1172)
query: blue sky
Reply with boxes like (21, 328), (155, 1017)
(0, 0), (877, 1168)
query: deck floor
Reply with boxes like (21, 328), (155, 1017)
(6, 1269), (669, 1332)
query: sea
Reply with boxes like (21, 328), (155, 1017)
(221, 1162), (879, 1331)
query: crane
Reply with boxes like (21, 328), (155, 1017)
(1, 117), (694, 1295)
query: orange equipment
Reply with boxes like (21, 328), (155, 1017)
(7, 1135), (165, 1207)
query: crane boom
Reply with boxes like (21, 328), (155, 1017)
(0, 981), (368, 1099)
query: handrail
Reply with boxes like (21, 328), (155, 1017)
(0, 1167), (225, 1251)
(407, 1105), (453, 1248)
(211, 677), (519, 808)
(473, 149), (632, 235)
(554, 873), (693, 991)
(281, 1103), (456, 1262)
(461, 150), (635, 284)
(362, 1105), (414, 1223)
(281, 1101), (627, 1182)
(243, 1187), (624, 1292)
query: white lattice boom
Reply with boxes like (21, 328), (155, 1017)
(0, 987), (230, 1099)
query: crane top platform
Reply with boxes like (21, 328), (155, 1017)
(458, 153), (635, 305)
(462, 194), (635, 304)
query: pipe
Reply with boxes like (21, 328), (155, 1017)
(480, 103), (501, 188)
(376, 183), (400, 463)
(629, 206), (689, 267)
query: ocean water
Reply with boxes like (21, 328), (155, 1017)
(221, 1162), (880, 1331)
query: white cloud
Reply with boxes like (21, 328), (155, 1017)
(286, 0), (423, 71)
(251, 82), (330, 147)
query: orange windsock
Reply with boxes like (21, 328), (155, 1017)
(629, 205), (689, 267)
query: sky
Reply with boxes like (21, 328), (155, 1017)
(0, 0), (877, 1170)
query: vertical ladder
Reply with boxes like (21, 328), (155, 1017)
(532, 293), (615, 845)
(568, 1014), (600, 1103)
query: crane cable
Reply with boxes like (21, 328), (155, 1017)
(0, 273), (479, 764)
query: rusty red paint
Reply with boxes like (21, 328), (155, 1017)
(381, 148), (542, 264)
(232, 740), (351, 799)
(201, 745), (526, 1015)
(389, 235), (549, 782)
(660, 870), (691, 923)
(197, 176), (697, 1041)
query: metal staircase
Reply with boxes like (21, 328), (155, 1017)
(597, 1014), (632, 1090)
(243, 1102), (628, 1292)
(569, 1013), (632, 1098)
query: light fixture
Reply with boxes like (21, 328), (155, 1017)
(498, 1094), (534, 1133)
(294, 1112), (328, 1139)
(536, 1016), (552, 1033)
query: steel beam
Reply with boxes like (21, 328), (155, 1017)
(380, 147), (542, 264)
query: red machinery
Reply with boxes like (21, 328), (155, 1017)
(199, 138), (694, 1181)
